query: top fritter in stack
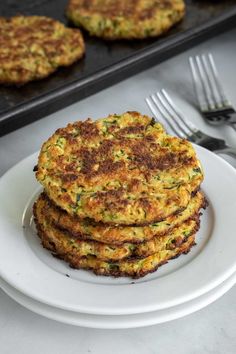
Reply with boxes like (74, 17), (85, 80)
(34, 112), (206, 278)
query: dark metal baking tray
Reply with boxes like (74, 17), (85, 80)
(1, 0), (236, 136)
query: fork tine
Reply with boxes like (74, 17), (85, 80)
(145, 97), (159, 120)
(196, 55), (216, 110)
(145, 96), (172, 131)
(161, 89), (198, 135)
(155, 92), (192, 140)
(150, 94), (184, 137)
(207, 53), (231, 108)
(145, 96), (170, 131)
(146, 94), (185, 138)
(201, 54), (223, 109)
(189, 56), (207, 112)
(189, 56), (214, 111)
(157, 91), (193, 138)
(190, 54), (233, 113)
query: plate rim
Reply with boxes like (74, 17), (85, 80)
(0, 273), (235, 329)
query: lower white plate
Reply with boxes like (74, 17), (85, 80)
(0, 273), (235, 329)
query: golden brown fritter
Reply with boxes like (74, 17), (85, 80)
(36, 191), (205, 245)
(66, 0), (185, 40)
(69, 236), (195, 278)
(0, 16), (85, 85)
(36, 214), (196, 278)
(36, 112), (204, 225)
(34, 192), (200, 261)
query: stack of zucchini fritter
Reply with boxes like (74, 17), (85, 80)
(34, 112), (206, 278)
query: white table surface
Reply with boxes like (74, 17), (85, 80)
(0, 26), (236, 354)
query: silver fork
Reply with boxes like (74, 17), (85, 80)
(145, 89), (236, 158)
(189, 53), (236, 129)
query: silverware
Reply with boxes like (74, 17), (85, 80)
(189, 53), (236, 129)
(146, 89), (236, 158)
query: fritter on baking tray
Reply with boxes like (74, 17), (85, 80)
(36, 191), (205, 245)
(66, 0), (185, 40)
(0, 16), (85, 85)
(36, 112), (204, 225)
(34, 204), (197, 278)
(34, 191), (201, 261)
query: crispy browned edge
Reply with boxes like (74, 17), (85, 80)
(34, 211), (197, 278)
(36, 190), (206, 244)
(34, 198), (200, 258)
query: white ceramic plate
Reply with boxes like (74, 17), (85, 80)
(0, 147), (236, 316)
(0, 274), (235, 329)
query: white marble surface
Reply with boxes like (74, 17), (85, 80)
(0, 26), (236, 354)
